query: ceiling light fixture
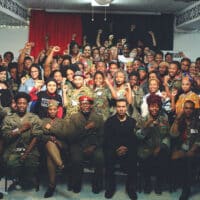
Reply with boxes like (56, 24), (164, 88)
(91, 0), (112, 7)
(90, 0), (113, 22)
(91, 6), (94, 21)
(104, 7), (107, 21)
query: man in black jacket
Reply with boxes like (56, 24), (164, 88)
(104, 98), (138, 200)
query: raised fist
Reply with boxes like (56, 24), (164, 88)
(53, 46), (60, 52)
(21, 77), (27, 85)
(98, 29), (103, 34)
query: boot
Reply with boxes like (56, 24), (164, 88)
(44, 185), (55, 198)
(126, 189), (137, 200)
(154, 182), (162, 195)
(71, 164), (83, 193)
(144, 176), (152, 194)
(154, 177), (162, 195)
(92, 168), (103, 194)
(73, 180), (82, 193)
(67, 173), (73, 191)
(92, 181), (103, 194)
(105, 176), (116, 199)
(105, 186), (115, 199)
(126, 181), (137, 200)
(179, 187), (190, 200)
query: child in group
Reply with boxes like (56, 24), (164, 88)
(113, 69), (132, 105)
(92, 71), (116, 121)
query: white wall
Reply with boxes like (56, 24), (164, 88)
(173, 32), (200, 62)
(0, 27), (28, 61)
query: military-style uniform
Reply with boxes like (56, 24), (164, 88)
(136, 112), (170, 192)
(41, 117), (69, 152)
(131, 87), (144, 122)
(136, 112), (170, 159)
(1, 112), (42, 177)
(93, 86), (112, 121)
(67, 110), (104, 192)
(170, 110), (200, 197)
(64, 86), (93, 119)
(0, 106), (15, 179)
(167, 75), (182, 92)
(170, 113), (200, 152)
(0, 106), (15, 132)
(0, 106), (9, 122)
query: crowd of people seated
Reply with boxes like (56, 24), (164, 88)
(0, 30), (200, 200)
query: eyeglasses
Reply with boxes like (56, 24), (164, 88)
(31, 71), (38, 73)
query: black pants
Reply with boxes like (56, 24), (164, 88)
(171, 156), (199, 190)
(140, 148), (169, 185)
(104, 148), (137, 190)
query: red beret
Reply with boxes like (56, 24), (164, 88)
(79, 96), (93, 103)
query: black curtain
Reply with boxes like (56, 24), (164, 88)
(82, 13), (174, 50)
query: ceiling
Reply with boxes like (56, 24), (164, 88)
(0, 0), (197, 27)
(16, 0), (195, 14)
(0, 11), (23, 26)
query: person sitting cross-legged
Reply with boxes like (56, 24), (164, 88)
(42, 100), (70, 198)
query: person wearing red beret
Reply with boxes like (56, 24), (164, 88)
(66, 95), (104, 194)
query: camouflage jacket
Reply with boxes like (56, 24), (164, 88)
(170, 112), (200, 151)
(2, 112), (42, 155)
(64, 86), (93, 119)
(136, 112), (170, 159)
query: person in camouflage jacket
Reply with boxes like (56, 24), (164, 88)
(1, 92), (42, 188)
(136, 94), (170, 194)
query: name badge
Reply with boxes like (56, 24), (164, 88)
(97, 91), (102, 96)
(28, 86), (33, 92)
(71, 100), (78, 106)
(182, 143), (189, 151)
(190, 129), (198, 134)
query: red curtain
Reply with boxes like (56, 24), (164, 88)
(29, 10), (82, 58)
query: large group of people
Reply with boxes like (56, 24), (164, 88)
(0, 30), (200, 200)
